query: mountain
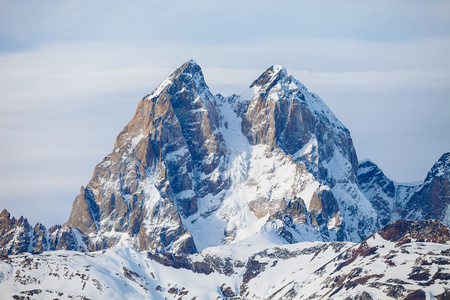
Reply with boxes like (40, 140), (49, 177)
(1, 60), (449, 299)
(61, 60), (379, 253)
(1, 219), (448, 299)
(358, 152), (450, 227)
(0, 61), (448, 257)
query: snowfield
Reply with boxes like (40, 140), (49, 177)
(1, 226), (449, 300)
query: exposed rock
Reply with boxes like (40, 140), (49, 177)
(357, 159), (396, 227)
(65, 60), (231, 254)
(377, 219), (450, 245)
(404, 289), (426, 300)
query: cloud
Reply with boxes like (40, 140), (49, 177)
(1, 37), (449, 113)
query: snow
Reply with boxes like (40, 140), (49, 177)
(358, 158), (374, 165)
(179, 94), (329, 250)
(1, 226), (449, 299)
(292, 135), (318, 163)
(77, 62), (387, 252)
(298, 181), (320, 210)
(146, 77), (173, 101)
(72, 228), (88, 250)
(131, 132), (144, 148)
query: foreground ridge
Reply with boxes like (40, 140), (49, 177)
(0, 220), (449, 299)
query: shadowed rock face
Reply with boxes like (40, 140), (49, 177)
(376, 219), (450, 244)
(357, 160), (396, 227)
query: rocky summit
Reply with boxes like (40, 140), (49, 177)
(0, 60), (449, 299)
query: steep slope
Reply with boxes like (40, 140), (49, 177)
(357, 159), (396, 226)
(358, 153), (450, 227)
(1, 220), (448, 299)
(66, 60), (228, 254)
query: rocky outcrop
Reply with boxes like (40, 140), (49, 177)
(269, 219), (450, 299)
(62, 60), (376, 252)
(236, 65), (376, 243)
(2, 220), (448, 299)
(376, 219), (450, 244)
(242, 65), (358, 180)
(0, 209), (86, 255)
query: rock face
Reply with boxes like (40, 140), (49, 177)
(242, 65), (358, 179)
(357, 159), (398, 227)
(358, 153), (450, 228)
(0, 61), (448, 256)
(376, 219), (450, 244)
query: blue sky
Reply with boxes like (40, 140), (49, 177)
(0, 0), (449, 227)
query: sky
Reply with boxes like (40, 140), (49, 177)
(0, 0), (449, 227)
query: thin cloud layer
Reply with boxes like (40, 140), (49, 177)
(1, 37), (449, 111)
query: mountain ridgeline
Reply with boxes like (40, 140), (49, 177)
(1, 60), (449, 255)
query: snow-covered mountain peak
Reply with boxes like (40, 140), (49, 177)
(250, 65), (288, 88)
(145, 59), (213, 103)
(249, 65), (296, 99)
(2, 61), (448, 260)
(1, 61), (450, 300)
(357, 159), (388, 182)
(358, 158), (375, 165)
(246, 65), (346, 137)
